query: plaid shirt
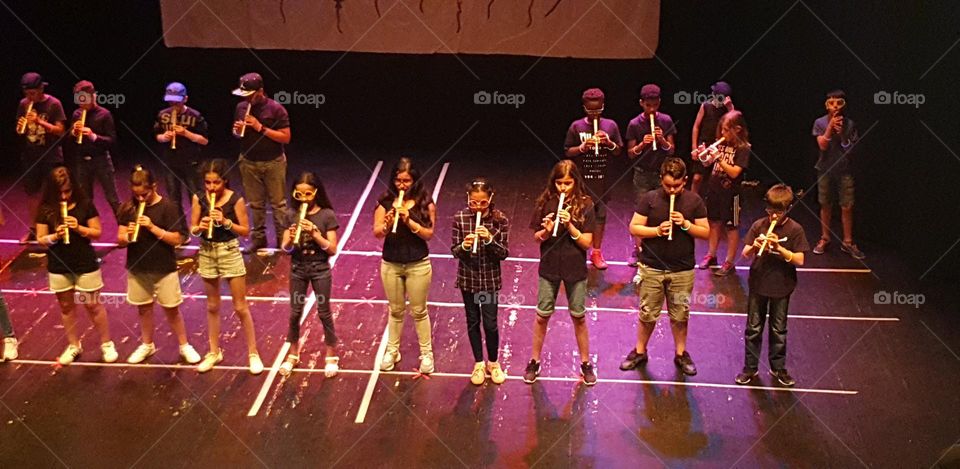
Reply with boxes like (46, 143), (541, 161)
(451, 207), (509, 293)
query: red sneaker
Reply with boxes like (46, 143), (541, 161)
(590, 250), (608, 270)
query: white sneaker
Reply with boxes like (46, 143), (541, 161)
(197, 349), (223, 373)
(488, 361), (507, 384)
(470, 362), (486, 385)
(127, 343), (157, 364)
(58, 344), (82, 365)
(100, 341), (118, 363)
(249, 353), (264, 375)
(380, 349), (400, 371)
(180, 344), (201, 364)
(419, 352), (435, 374)
(3, 337), (18, 361)
(279, 354), (299, 377)
(324, 356), (339, 378)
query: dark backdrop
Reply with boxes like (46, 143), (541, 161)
(1, 1), (957, 284)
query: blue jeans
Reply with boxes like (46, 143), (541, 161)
(744, 292), (790, 370)
(288, 262), (334, 345)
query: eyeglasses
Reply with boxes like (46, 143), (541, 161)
(825, 98), (846, 108)
(765, 208), (786, 215)
(583, 106), (604, 114)
(467, 199), (490, 208)
(292, 189), (316, 201)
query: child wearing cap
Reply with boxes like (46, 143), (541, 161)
(154, 82), (209, 217)
(231, 72), (292, 254)
(16, 72), (67, 244)
(69, 80), (121, 219)
(690, 81), (735, 194)
(736, 184), (809, 387)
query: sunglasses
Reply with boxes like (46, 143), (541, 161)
(292, 189), (316, 201)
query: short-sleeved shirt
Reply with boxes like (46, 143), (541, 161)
(153, 105), (208, 164)
(68, 106), (116, 159)
(36, 200), (100, 275)
(625, 111), (677, 172)
(119, 197), (186, 274)
(812, 115), (858, 174)
(235, 98), (290, 161)
(635, 188), (707, 271)
(18, 95), (66, 161)
(564, 117), (623, 202)
(198, 191), (240, 242)
(379, 198), (432, 264)
(707, 144), (751, 193)
(288, 207), (339, 266)
(529, 195), (596, 284)
(746, 217), (810, 298)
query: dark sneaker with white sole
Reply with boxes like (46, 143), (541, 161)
(770, 368), (796, 387)
(580, 362), (597, 386)
(523, 359), (541, 384)
(674, 351), (697, 376)
(735, 368), (758, 385)
(619, 349), (648, 371)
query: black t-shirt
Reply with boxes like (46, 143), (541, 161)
(288, 207), (339, 266)
(563, 117), (623, 202)
(119, 197), (186, 274)
(625, 111), (677, 172)
(706, 144), (750, 193)
(36, 200), (100, 275)
(153, 105), (208, 164)
(379, 198), (431, 264)
(234, 98), (290, 161)
(746, 217), (810, 298)
(529, 195), (596, 284)
(68, 106), (116, 159)
(636, 188), (707, 271)
(18, 95), (66, 161)
(696, 102), (726, 145)
(199, 191), (241, 242)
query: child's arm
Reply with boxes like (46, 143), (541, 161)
(451, 214), (472, 260)
(485, 217), (510, 261)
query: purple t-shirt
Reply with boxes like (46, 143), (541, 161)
(635, 188), (707, 271)
(626, 111), (677, 172)
(234, 98), (290, 161)
(812, 114), (858, 174)
(564, 117), (623, 202)
(18, 95), (66, 160)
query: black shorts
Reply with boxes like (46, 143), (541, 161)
(705, 187), (741, 227)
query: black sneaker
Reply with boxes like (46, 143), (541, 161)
(619, 349), (648, 371)
(840, 242), (866, 260)
(523, 359), (541, 384)
(770, 368), (796, 387)
(735, 368), (758, 385)
(580, 361), (597, 386)
(674, 351), (697, 376)
(627, 249), (640, 267)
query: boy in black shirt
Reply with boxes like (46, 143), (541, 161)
(735, 184), (810, 387)
(622, 158), (709, 376)
(16, 72), (66, 243)
(69, 80), (121, 219)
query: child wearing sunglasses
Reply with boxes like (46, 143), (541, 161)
(451, 178), (510, 385)
(279, 172), (340, 377)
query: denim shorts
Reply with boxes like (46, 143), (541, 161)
(536, 277), (587, 318)
(198, 238), (246, 279)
